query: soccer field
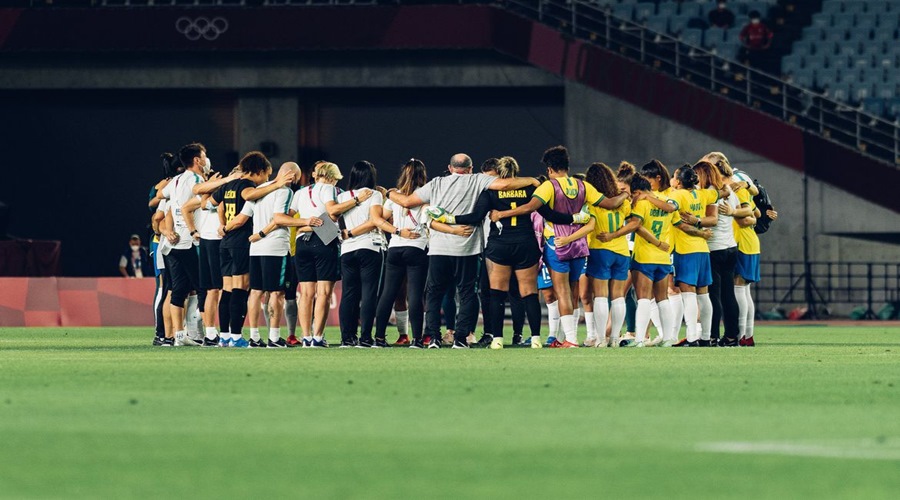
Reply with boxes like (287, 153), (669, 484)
(1, 326), (899, 499)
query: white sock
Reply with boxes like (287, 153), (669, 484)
(592, 297), (609, 343)
(657, 299), (673, 342)
(185, 295), (200, 334)
(635, 299), (652, 343)
(698, 293), (713, 341)
(573, 306), (582, 328)
(649, 300), (662, 338)
(547, 300), (560, 339)
(668, 293), (683, 341)
(205, 326), (218, 340)
(584, 310), (596, 340)
(285, 299), (298, 337)
(735, 285), (749, 339)
(560, 314), (577, 344)
(609, 298), (625, 341)
(231, 332), (242, 341)
(745, 285), (755, 338)
(682, 292), (699, 342)
(269, 327), (281, 342)
(175, 329), (186, 339)
(395, 310), (409, 337)
(313, 335), (323, 342)
(250, 328), (261, 342)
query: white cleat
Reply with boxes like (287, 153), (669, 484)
(174, 332), (201, 346)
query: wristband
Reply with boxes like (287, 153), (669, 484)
(694, 221), (701, 229)
(347, 229), (353, 238)
(190, 230), (198, 236)
(394, 228), (401, 236)
(258, 230), (266, 238)
(353, 197), (360, 206)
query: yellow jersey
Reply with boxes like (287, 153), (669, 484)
(533, 176), (606, 239)
(733, 188), (761, 255)
(630, 198), (678, 265)
(587, 199), (632, 256)
(670, 188), (717, 254)
(653, 187), (677, 253)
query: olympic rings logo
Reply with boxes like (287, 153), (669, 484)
(175, 16), (229, 41)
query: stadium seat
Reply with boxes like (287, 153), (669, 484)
(792, 40), (816, 57)
(828, 82), (851, 102)
(842, 1), (867, 17)
(837, 41), (861, 57)
(853, 82), (874, 102)
(679, 3), (704, 18)
(717, 42), (741, 61)
(657, 2), (678, 18)
(875, 85), (895, 100)
(856, 13), (879, 28)
(805, 54), (827, 70)
(703, 28), (725, 48)
(862, 97), (885, 117)
(821, 2), (842, 15)
(669, 14), (692, 34)
(831, 16), (855, 32)
(781, 53), (803, 73)
(634, 2), (655, 22)
(612, 4), (634, 22)
(645, 16), (668, 35)
(828, 55), (851, 72)
(871, 29), (897, 45)
(810, 13), (831, 29)
(680, 28), (703, 47)
(724, 26), (743, 43)
(887, 98), (900, 118)
(867, 1), (891, 14)
(740, 2), (769, 17)
(792, 68), (815, 88)
(816, 67), (839, 88)
(802, 26), (826, 42)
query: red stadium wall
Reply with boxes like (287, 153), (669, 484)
(0, 278), (342, 327)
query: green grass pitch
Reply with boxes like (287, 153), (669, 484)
(1, 325), (899, 499)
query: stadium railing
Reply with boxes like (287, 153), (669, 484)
(757, 261), (900, 319)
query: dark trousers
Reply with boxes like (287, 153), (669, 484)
(339, 249), (384, 343)
(375, 247), (428, 341)
(154, 270), (170, 338)
(442, 281), (457, 331)
(425, 254), (480, 342)
(710, 246), (740, 340)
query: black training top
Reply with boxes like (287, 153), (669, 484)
(213, 178), (256, 249)
(454, 186), (574, 243)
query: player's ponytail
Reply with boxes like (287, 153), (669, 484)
(675, 165), (699, 190)
(630, 173), (652, 193)
(495, 156), (520, 179)
(617, 161), (636, 184)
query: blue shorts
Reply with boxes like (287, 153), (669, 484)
(586, 249), (630, 281)
(543, 245), (586, 280)
(672, 252), (713, 288)
(630, 260), (673, 282)
(537, 262), (553, 290)
(736, 252), (761, 283)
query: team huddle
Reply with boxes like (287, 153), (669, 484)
(148, 143), (777, 349)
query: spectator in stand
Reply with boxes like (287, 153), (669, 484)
(119, 234), (152, 278)
(739, 10), (774, 69)
(708, 1), (735, 29)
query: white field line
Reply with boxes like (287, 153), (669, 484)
(696, 441), (900, 461)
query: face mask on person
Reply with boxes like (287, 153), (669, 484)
(751, 18), (760, 25)
(718, 3), (726, 9)
(203, 157), (213, 176)
(130, 245), (140, 252)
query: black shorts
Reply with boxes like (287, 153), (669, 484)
(295, 239), (341, 283)
(199, 238), (223, 290)
(484, 239), (541, 270)
(220, 245), (250, 277)
(250, 255), (290, 292)
(284, 257), (297, 300)
(166, 247), (201, 300)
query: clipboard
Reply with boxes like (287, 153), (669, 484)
(313, 212), (341, 246)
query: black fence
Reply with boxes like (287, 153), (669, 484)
(757, 261), (900, 319)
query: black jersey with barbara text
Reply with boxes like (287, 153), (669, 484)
(213, 178), (256, 249)
(456, 185), (574, 243)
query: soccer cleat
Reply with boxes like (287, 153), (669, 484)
(698, 339), (711, 347)
(673, 339), (698, 347)
(582, 337), (599, 347)
(374, 338), (390, 348)
(739, 336), (755, 347)
(357, 338), (375, 348)
(489, 337), (504, 349)
(547, 338), (564, 348)
(511, 334), (523, 346)
(427, 337), (442, 349)
(608, 337), (620, 348)
(249, 338), (267, 348)
(219, 336), (231, 348)
(560, 341), (580, 348)
(660, 339), (676, 347)
(530, 337), (543, 349)
(409, 338), (425, 349)
(310, 338), (328, 348)
(718, 337), (739, 347)
(301, 338), (312, 348)
(422, 335), (433, 346)
(286, 335), (303, 347)
(394, 334), (410, 346)
(152, 336), (165, 346)
(161, 337), (174, 347)
(339, 339), (358, 348)
(267, 338), (288, 348)
(545, 336), (558, 347)
(424, 205), (456, 224)
(709, 338), (719, 347)
(451, 340), (469, 349)
(646, 335), (664, 347)
(623, 340), (644, 348)
(472, 334), (493, 349)
(174, 332), (200, 347)
(202, 336), (221, 347)
(232, 337), (250, 348)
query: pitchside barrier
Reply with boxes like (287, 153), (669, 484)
(0, 278), (343, 327)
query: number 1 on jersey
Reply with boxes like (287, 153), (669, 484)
(509, 202), (517, 227)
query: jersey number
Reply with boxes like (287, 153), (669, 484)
(607, 212), (622, 231)
(509, 202), (517, 227)
(224, 203), (236, 223)
(650, 220), (663, 240)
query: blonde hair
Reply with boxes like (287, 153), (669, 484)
(495, 156), (520, 179)
(702, 152), (733, 177)
(313, 161), (343, 182)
